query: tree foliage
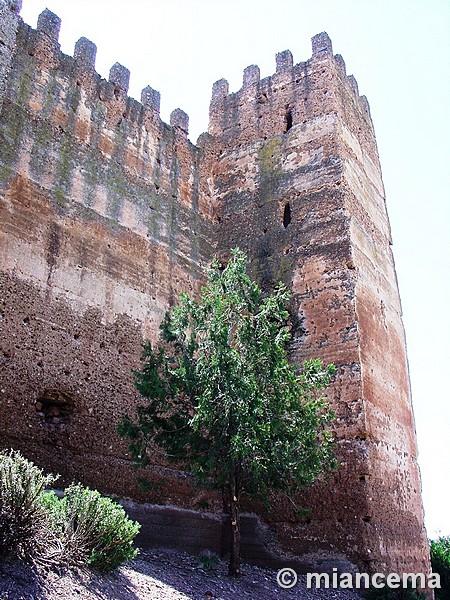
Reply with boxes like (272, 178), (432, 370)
(118, 248), (336, 574)
(430, 535), (450, 599)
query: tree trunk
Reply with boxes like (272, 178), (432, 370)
(228, 471), (241, 576)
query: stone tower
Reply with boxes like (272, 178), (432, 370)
(207, 32), (430, 575)
(0, 1), (429, 577)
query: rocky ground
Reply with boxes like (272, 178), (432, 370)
(0, 549), (364, 600)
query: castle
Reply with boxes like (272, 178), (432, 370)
(0, 0), (430, 577)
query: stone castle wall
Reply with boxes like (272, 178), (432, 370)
(0, 0), (430, 577)
(0, 2), (214, 502)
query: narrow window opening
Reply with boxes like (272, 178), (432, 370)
(283, 202), (291, 228)
(285, 110), (293, 132)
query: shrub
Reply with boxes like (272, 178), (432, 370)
(198, 550), (219, 571)
(0, 449), (58, 563)
(430, 535), (450, 599)
(0, 450), (140, 573)
(40, 484), (140, 572)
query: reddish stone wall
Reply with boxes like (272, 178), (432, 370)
(0, 3), (213, 500)
(208, 34), (429, 574)
(0, 2), (429, 578)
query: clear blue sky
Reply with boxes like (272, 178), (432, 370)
(19, 0), (450, 539)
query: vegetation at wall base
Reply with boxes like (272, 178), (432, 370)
(430, 535), (450, 599)
(118, 248), (336, 577)
(0, 449), (58, 564)
(0, 450), (140, 573)
(40, 485), (140, 572)
(197, 550), (220, 572)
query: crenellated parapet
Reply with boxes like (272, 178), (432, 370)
(1, 7), (215, 234)
(208, 32), (375, 163)
(20, 8), (187, 133)
(8, 8), (195, 173)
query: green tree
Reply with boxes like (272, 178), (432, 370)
(118, 248), (336, 576)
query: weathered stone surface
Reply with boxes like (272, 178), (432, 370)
(0, 9), (429, 581)
(0, 0), (22, 114)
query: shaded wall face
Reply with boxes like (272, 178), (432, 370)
(208, 46), (429, 574)
(0, 17), (214, 497)
(342, 122), (430, 575)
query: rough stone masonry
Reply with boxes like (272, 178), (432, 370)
(0, 0), (430, 578)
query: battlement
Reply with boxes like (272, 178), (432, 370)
(209, 32), (373, 156)
(74, 37), (97, 68)
(11, 8), (192, 140)
(2, 5), (371, 159)
(36, 7), (60, 40)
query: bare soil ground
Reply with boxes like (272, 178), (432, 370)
(0, 549), (363, 600)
